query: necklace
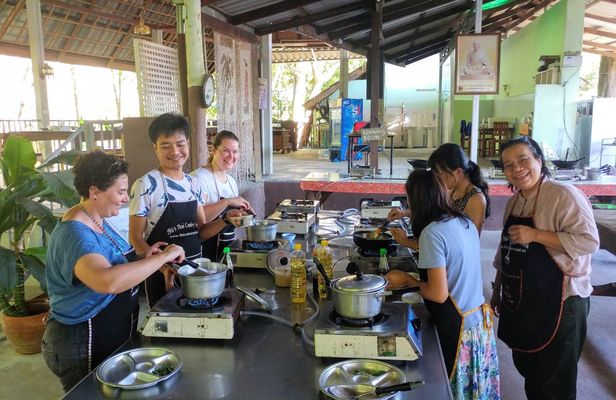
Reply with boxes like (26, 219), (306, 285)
(78, 203), (126, 257)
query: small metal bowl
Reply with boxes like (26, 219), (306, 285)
(319, 359), (406, 400)
(96, 347), (182, 390)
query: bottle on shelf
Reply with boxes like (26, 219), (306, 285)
(378, 248), (390, 275)
(290, 243), (307, 303)
(223, 247), (234, 288)
(313, 240), (333, 299)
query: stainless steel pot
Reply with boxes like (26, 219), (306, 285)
(330, 271), (389, 319)
(245, 220), (278, 242)
(177, 260), (228, 299)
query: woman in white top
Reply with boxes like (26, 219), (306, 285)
(191, 131), (253, 261)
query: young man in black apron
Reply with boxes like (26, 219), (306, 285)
(129, 113), (222, 307)
(491, 137), (598, 400)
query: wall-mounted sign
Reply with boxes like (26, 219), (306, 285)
(455, 33), (501, 95)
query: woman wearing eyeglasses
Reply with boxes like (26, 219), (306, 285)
(492, 137), (599, 400)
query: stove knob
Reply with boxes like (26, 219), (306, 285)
(411, 318), (422, 332)
(280, 257), (288, 265)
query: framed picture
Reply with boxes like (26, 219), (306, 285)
(454, 33), (500, 95)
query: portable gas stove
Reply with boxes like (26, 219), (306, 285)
(350, 245), (419, 274)
(360, 200), (402, 219)
(314, 302), (423, 361)
(276, 199), (320, 215)
(550, 168), (583, 181)
(267, 211), (316, 234)
(489, 167), (506, 179)
(229, 239), (289, 269)
(139, 287), (245, 339)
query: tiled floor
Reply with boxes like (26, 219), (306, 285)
(1, 148), (614, 399)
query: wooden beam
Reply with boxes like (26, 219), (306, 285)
(255, 0), (370, 36)
(402, 46), (442, 65)
(583, 40), (616, 53)
(500, 0), (554, 33)
(584, 27), (616, 41)
(357, 1), (471, 46)
(227, 0), (321, 25)
(202, 13), (258, 43)
(585, 12), (616, 26)
(315, 14), (368, 36)
(382, 23), (454, 51)
(392, 37), (450, 63)
(0, 0), (25, 40)
(583, 47), (616, 59)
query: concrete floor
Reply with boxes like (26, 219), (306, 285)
(1, 148), (614, 399)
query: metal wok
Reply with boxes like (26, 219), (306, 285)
(352, 231), (395, 250)
(551, 158), (584, 169)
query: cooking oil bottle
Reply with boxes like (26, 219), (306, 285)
(378, 248), (390, 274)
(290, 243), (306, 303)
(223, 247), (234, 288)
(314, 240), (333, 299)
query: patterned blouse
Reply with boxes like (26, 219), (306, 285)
(450, 186), (480, 214)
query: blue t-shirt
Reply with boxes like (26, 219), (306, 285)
(418, 217), (484, 328)
(46, 220), (131, 325)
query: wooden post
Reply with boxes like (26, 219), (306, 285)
(25, 0), (50, 129)
(183, 0), (208, 169)
(369, 0), (383, 172)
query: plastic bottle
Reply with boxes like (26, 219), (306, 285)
(290, 243), (307, 303)
(378, 248), (390, 274)
(314, 240), (333, 299)
(223, 247), (234, 288)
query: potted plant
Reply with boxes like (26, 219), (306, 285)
(0, 136), (79, 353)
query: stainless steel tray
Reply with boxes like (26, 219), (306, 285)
(96, 347), (182, 390)
(319, 359), (406, 400)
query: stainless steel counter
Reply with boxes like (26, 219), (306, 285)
(63, 268), (452, 399)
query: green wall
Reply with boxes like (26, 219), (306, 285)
(498, 1), (566, 98)
(451, 99), (494, 145)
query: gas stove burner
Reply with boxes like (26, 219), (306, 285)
(280, 211), (307, 220)
(329, 309), (389, 328)
(177, 294), (231, 310)
(358, 246), (397, 258)
(290, 199), (315, 206)
(242, 240), (280, 251)
(367, 200), (393, 207)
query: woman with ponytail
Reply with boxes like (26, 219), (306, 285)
(428, 143), (490, 234)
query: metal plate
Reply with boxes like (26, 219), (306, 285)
(96, 347), (182, 390)
(319, 359), (406, 400)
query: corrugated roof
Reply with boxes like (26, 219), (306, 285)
(1, 0), (612, 71)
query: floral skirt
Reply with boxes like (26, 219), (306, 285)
(450, 322), (500, 400)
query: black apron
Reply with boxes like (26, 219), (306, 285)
(90, 285), (139, 371)
(144, 171), (202, 307)
(201, 171), (237, 262)
(424, 295), (492, 380)
(498, 181), (565, 352)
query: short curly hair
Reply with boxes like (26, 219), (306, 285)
(73, 150), (129, 198)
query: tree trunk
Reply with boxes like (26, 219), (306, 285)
(598, 56), (616, 97)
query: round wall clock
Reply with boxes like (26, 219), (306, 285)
(202, 74), (215, 108)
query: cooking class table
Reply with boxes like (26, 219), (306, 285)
(63, 243), (453, 399)
(300, 172), (616, 204)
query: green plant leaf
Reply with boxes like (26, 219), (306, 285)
(20, 253), (47, 294)
(40, 170), (80, 207)
(0, 246), (18, 292)
(1, 136), (37, 186)
(24, 246), (47, 264)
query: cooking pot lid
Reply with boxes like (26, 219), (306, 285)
(334, 274), (386, 292)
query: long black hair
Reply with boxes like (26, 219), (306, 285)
(428, 143), (491, 217)
(406, 169), (468, 238)
(499, 136), (551, 191)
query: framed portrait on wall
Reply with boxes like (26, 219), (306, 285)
(454, 33), (501, 95)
